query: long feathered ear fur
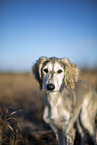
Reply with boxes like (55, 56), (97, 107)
(61, 58), (79, 89)
(32, 56), (47, 90)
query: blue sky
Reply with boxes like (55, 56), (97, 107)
(0, 0), (97, 72)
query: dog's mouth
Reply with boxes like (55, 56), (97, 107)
(47, 83), (55, 91)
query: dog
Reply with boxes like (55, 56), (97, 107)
(33, 56), (97, 145)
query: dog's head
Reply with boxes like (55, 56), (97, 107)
(33, 56), (79, 91)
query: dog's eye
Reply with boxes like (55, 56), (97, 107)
(43, 69), (48, 73)
(57, 69), (63, 74)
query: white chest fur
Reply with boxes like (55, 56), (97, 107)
(43, 92), (71, 124)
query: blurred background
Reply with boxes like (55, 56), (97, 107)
(0, 1), (97, 145)
(0, 0), (97, 72)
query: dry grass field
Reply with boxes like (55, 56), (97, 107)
(0, 69), (97, 145)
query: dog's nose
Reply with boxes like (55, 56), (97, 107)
(47, 83), (55, 91)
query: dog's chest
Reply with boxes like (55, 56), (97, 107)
(47, 93), (70, 121)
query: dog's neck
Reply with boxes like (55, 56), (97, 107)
(45, 86), (69, 106)
(45, 91), (59, 103)
(45, 85), (75, 112)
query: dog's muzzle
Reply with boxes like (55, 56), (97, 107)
(47, 83), (55, 91)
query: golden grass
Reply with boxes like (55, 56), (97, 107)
(79, 69), (97, 89)
(0, 70), (97, 100)
(0, 70), (97, 118)
(0, 73), (43, 106)
(0, 70), (97, 144)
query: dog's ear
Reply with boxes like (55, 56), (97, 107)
(32, 56), (47, 90)
(61, 58), (79, 89)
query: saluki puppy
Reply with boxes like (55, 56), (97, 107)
(33, 56), (97, 145)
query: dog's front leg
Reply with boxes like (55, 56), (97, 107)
(43, 106), (75, 145)
(66, 129), (76, 145)
(66, 105), (82, 134)
(57, 129), (75, 145)
(43, 105), (59, 140)
(57, 130), (66, 145)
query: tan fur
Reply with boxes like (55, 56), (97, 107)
(32, 56), (97, 145)
(33, 56), (47, 89)
(60, 58), (79, 89)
